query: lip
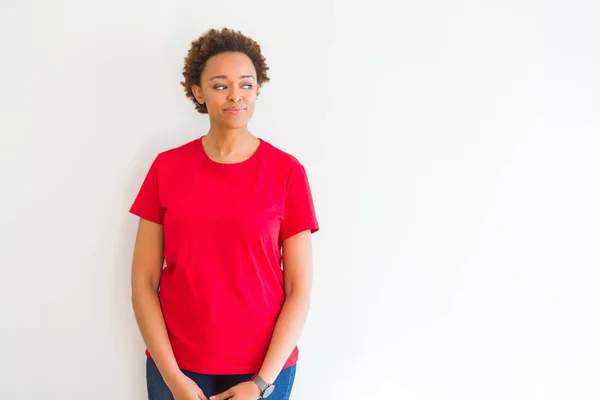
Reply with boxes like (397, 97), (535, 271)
(224, 107), (246, 114)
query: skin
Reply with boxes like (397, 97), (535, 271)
(131, 51), (314, 400)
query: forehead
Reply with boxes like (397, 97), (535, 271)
(202, 52), (256, 80)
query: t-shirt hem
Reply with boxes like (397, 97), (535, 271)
(129, 207), (164, 225)
(144, 349), (299, 375)
(281, 222), (320, 241)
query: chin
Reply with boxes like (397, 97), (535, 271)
(221, 120), (248, 129)
(223, 114), (252, 126)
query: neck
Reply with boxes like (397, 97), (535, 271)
(202, 125), (259, 162)
(204, 126), (252, 153)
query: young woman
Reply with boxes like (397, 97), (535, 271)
(129, 28), (319, 400)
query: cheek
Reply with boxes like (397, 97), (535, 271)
(206, 92), (225, 103)
(204, 94), (225, 112)
(246, 95), (258, 107)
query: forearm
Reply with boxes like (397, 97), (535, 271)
(132, 286), (182, 386)
(258, 292), (310, 383)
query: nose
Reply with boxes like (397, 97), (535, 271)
(227, 87), (242, 103)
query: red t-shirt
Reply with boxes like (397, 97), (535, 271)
(129, 137), (319, 374)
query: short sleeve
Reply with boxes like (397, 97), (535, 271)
(281, 161), (320, 240)
(129, 155), (165, 225)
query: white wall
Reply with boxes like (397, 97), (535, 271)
(1, 1), (599, 399)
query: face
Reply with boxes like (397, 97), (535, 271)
(191, 52), (260, 129)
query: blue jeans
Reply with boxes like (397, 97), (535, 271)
(146, 357), (297, 400)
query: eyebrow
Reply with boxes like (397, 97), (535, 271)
(209, 75), (256, 81)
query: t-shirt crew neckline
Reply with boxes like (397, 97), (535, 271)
(195, 135), (265, 171)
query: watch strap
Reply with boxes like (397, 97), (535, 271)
(251, 374), (269, 394)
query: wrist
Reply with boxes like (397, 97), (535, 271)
(163, 369), (185, 388)
(256, 369), (276, 385)
(249, 379), (263, 397)
(251, 374), (276, 398)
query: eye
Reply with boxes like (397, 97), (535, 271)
(242, 83), (253, 89)
(213, 84), (227, 90)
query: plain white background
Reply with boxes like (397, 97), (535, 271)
(1, 1), (599, 399)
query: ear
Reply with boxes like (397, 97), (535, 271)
(257, 83), (262, 97)
(191, 84), (205, 104)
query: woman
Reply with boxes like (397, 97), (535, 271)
(129, 28), (319, 400)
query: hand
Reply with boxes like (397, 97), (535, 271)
(167, 372), (209, 400)
(210, 381), (262, 400)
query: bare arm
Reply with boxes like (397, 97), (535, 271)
(257, 229), (314, 383)
(130, 218), (182, 387)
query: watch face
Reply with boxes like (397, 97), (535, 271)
(263, 385), (275, 398)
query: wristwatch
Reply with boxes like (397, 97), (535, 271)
(251, 374), (275, 398)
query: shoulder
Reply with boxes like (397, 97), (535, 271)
(152, 138), (198, 168)
(262, 139), (306, 174)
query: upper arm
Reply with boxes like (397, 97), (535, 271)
(131, 217), (164, 293)
(280, 159), (319, 297)
(282, 229), (313, 297)
(129, 154), (166, 293)
(280, 161), (319, 241)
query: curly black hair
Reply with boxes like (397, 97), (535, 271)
(180, 28), (271, 114)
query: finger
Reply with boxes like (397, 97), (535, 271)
(198, 392), (209, 400)
(209, 390), (232, 400)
